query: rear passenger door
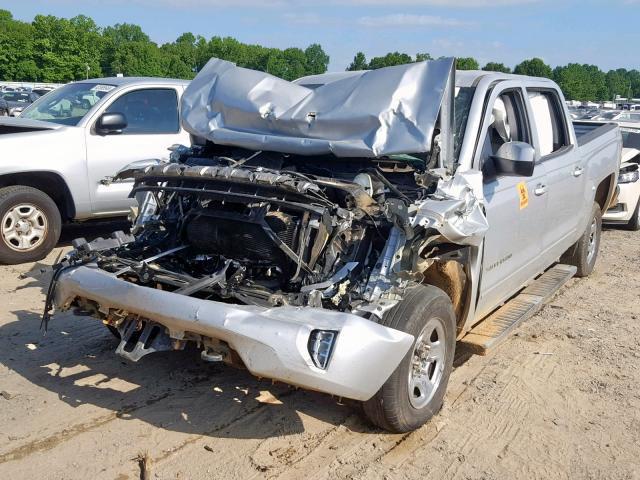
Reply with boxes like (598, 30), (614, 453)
(475, 85), (549, 319)
(526, 89), (585, 258)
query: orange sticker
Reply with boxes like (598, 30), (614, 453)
(517, 182), (529, 210)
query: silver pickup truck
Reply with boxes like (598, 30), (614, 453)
(45, 58), (620, 433)
(0, 77), (191, 264)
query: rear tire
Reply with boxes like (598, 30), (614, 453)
(363, 283), (456, 433)
(0, 186), (62, 265)
(560, 202), (602, 278)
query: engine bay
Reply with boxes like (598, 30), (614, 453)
(79, 145), (444, 316)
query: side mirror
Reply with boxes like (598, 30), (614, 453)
(491, 141), (536, 177)
(96, 112), (127, 135)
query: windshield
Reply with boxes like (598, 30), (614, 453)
(594, 111), (619, 120)
(20, 82), (115, 126)
(622, 128), (640, 150)
(453, 87), (475, 162)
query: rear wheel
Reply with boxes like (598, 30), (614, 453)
(363, 283), (456, 433)
(0, 186), (62, 264)
(560, 202), (602, 277)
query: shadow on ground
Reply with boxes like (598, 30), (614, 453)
(2, 220), (474, 443)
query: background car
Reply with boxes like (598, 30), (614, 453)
(32, 87), (55, 97)
(0, 91), (40, 116)
(0, 96), (8, 116)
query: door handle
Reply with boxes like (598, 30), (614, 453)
(573, 166), (584, 177)
(534, 184), (547, 196)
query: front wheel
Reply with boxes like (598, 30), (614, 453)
(363, 284), (456, 433)
(0, 186), (62, 264)
(627, 199), (640, 231)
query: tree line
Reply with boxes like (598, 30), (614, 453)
(349, 53), (640, 101)
(0, 9), (329, 82)
(1, 8), (639, 101)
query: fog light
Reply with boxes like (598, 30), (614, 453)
(308, 330), (338, 370)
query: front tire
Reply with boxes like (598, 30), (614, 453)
(363, 284), (456, 433)
(627, 199), (640, 231)
(0, 186), (62, 264)
(560, 202), (602, 278)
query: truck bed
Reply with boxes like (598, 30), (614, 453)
(573, 121), (619, 147)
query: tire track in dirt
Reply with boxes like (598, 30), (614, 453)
(0, 390), (171, 464)
(1, 229), (639, 479)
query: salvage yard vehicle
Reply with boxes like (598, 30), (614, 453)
(0, 77), (191, 264)
(1, 91), (40, 117)
(592, 122), (640, 230)
(44, 58), (621, 433)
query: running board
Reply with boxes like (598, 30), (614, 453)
(461, 264), (577, 355)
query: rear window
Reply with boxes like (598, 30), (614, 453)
(527, 90), (569, 156)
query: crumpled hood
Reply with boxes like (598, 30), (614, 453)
(0, 116), (62, 135)
(180, 57), (455, 158)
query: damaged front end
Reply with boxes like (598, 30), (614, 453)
(44, 58), (487, 402)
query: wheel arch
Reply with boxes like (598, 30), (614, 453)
(0, 172), (76, 221)
(419, 248), (473, 336)
(594, 173), (617, 213)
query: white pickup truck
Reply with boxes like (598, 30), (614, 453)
(0, 77), (191, 264)
(46, 58), (621, 432)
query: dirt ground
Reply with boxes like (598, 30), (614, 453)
(0, 222), (639, 480)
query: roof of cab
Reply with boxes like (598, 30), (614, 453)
(71, 77), (190, 87)
(296, 69), (557, 89)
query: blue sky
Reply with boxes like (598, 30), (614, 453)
(2, 0), (639, 72)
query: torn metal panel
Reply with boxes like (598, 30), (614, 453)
(180, 57), (455, 158)
(413, 169), (489, 246)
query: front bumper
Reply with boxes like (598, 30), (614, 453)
(53, 266), (414, 401)
(604, 180), (640, 223)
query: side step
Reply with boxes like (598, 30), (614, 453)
(460, 264), (577, 355)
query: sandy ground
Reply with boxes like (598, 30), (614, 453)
(0, 222), (639, 480)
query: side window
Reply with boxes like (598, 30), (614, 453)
(481, 90), (530, 178)
(105, 88), (179, 134)
(527, 90), (569, 156)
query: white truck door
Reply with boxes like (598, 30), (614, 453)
(85, 86), (190, 215)
(526, 90), (585, 258)
(474, 87), (549, 319)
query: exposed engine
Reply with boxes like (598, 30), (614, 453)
(69, 145), (441, 315)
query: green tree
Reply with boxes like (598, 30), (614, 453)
(606, 69), (630, 100)
(0, 10), (38, 81)
(347, 52), (368, 71)
(415, 52), (433, 62)
(482, 62), (511, 73)
(553, 64), (608, 101)
(368, 52), (413, 69)
(514, 57), (553, 78)
(162, 32), (199, 79)
(304, 44), (329, 75)
(110, 41), (167, 77)
(456, 57), (479, 70)
(29, 14), (104, 82)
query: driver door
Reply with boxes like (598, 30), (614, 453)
(475, 85), (548, 319)
(84, 87), (190, 215)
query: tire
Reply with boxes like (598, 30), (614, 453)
(627, 199), (640, 231)
(363, 283), (456, 433)
(0, 185), (62, 265)
(560, 202), (602, 278)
